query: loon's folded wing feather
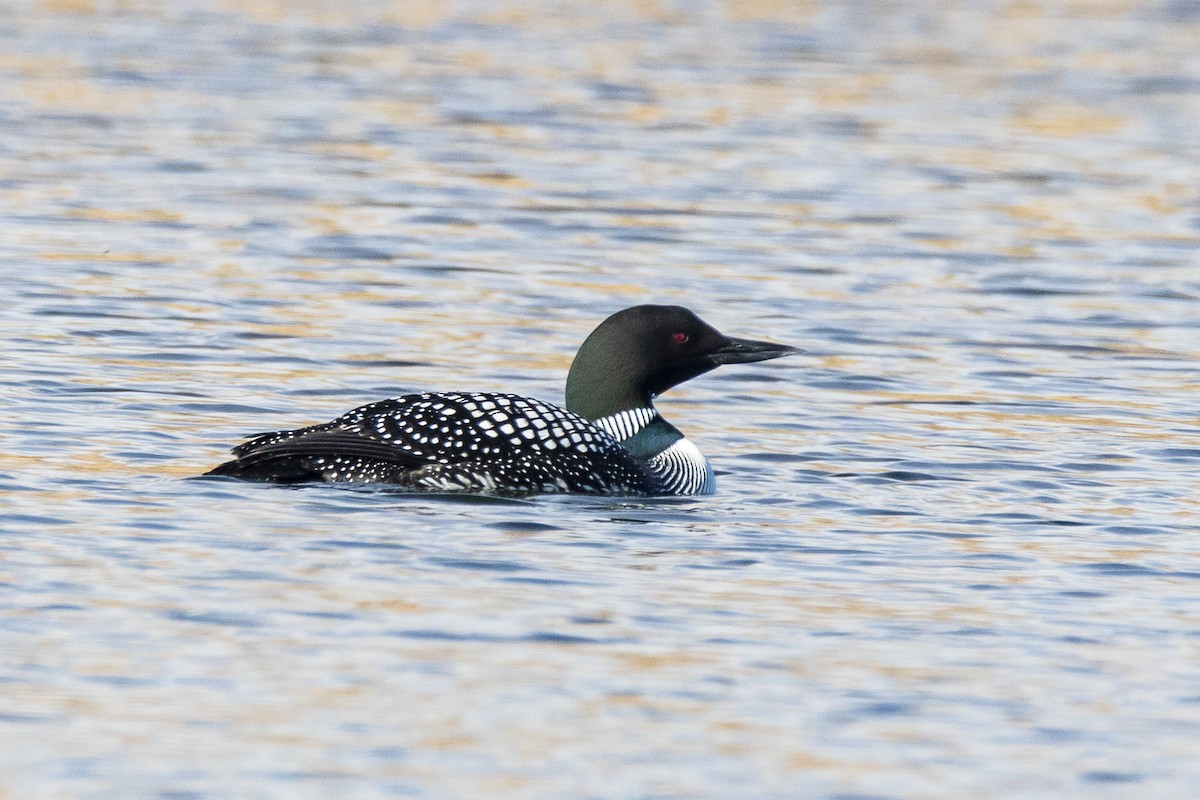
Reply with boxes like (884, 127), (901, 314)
(229, 398), (412, 457)
(208, 429), (430, 482)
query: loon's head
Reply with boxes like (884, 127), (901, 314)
(564, 305), (800, 421)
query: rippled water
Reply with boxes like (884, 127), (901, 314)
(3, 1), (1200, 797)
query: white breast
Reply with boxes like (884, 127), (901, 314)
(650, 437), (714, 495)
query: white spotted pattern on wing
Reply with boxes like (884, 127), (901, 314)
(649, 437), (715, 495)
(237, 391), (659, 495)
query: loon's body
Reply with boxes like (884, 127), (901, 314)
(206, 305), (798, 496)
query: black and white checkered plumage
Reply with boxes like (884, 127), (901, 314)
(207, 305), (798, 497)
(210, 392), (662, 495)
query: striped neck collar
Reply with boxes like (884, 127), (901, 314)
(595, 405), (689, 464)
(595, 406), (713, 494)
(594, 406), (658, 443)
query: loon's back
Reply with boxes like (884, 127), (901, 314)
(207, 391), (661, 496)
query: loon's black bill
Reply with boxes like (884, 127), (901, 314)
(708, 337), (803, 365)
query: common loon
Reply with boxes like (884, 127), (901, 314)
(206, 305), (799, 496)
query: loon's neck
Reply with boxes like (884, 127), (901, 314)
(595, 406), (669, 458)
(595, 405), (715, 495)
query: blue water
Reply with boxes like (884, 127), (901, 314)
(3, 1), (1200, 798)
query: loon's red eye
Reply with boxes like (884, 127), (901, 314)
(672, 332), (689, 345)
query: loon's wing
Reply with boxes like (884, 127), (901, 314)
(227, 397), (411, 458)
(209, 396), (448, 483)
(207, 429), (430, 483)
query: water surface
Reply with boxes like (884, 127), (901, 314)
(2, 1), (1199, 798)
